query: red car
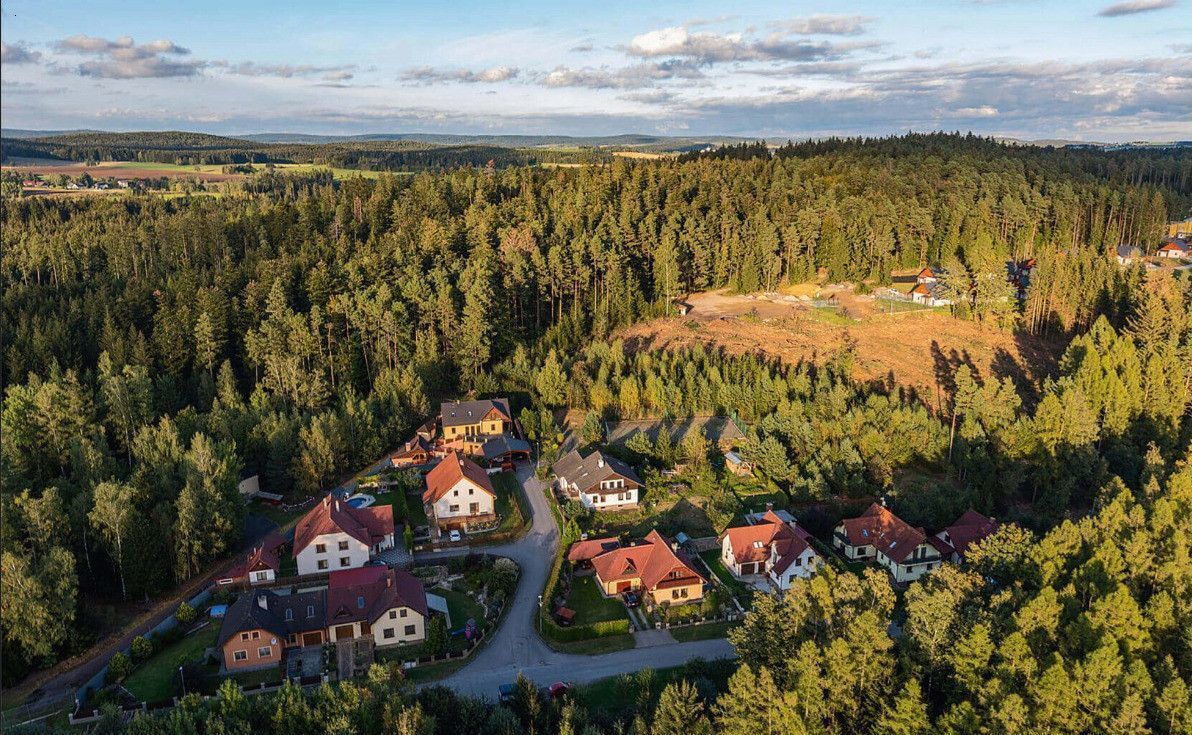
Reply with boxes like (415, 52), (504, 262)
(548, 682), (571, 700)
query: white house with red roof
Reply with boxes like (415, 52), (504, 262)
(590, 530), (706, 605)
(935, 510), (999, 563)
(834, 502), (947, 583)
(218, 533), (286, 587)
(293, 497), (395, 576)
(719, 511), (820, 591)
(1157, 238), (1189, 260)
(325, 565), (429, 646)
(422, 451), (497, 534)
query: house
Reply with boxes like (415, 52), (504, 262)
(1157, 238), (1188, 259)
(724, 450), (753, 477)
(909, 281), (952, 307)
(833, 503), (946, 583)
(325, 566), (428, 646)
(590, 530), (706, 605)
(1167, 218), (1192, 240)
(915, 267), (941, 284)
(566, 536), (622, 569)
(935, 510), (999, 563)
(440, 398), (514, 442)
(480, 434), (531, 468)
(552, 449), (642, 510)
(422, 452), (497, 534)
(391, 435), (435, 469)
(293, 497), (395, 576)
(672, 299), (692, 316)
(1116, 244), (1143, 265)
(218, 588), (326, 671)
(218, 533), (285, 587)
(237, 474), (261, 498)
(719, 511), (820, 591)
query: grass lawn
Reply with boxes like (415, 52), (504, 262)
(491, 472), (528, 534)
(429, 586), (485, 632)
(564, 576), (630, 626)
(670, 620), (740, 642)
(124, 625), (218, 702)
(403, 658), (469, 684)
(576, 659), (737, 719)
(228, 667), (281, 689)
(250, 501), (310, 529)
(551, 634), (636, 655)
(698, 550), (754, 606)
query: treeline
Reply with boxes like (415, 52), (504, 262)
(0, 131), (610, 170)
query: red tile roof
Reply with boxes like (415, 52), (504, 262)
(591, 530), (705, 592)
(721, 511), (814, 575)
(941, 510), (999, 559)
(422, 452), (496, 504)
(837, 503), (928, 564)
(327, 565), (428, 624)
(228, 532), (286, 580)
(567, 537), (622, 563)
(293, 497), (394, 556)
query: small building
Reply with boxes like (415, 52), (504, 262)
(218, 533), (285, 587)
(833, 502), (946, 583)
(719, 511), (820, 591)
(1116, 244), (1143, 265)
(935, 510), (999, 563)
(391, 435), (434, 469)
(422, 452), (497, 534)
(672, 299), (692, 316)
(724, 450), (753, 477)
(293, 497), (395, 576)
(237, 474), (261, 498)
(1157, 238), (1188, 260)
(914, 267), (941, 284)
(1166, 218), (1192, 240)
(552, 449), (642, 510)
(590, 530), (706, 605)
(480, 434), (531, 467)
(325, 566), (429, 646)
(566, 536), (622, 569)
(217, 588), (326, 672)
(909, 281), (952, 307)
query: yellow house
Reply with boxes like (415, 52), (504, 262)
(441, 398), (513, 440)
(324, 566), (428, 647)
(590, 530), (706, 605)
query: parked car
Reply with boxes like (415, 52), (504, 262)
(498, 683), (517, 702)
(449, 529), (462, 543)
(622, 591), (640, 607)
(548, 682), (571, 699)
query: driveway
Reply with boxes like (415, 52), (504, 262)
(420, 461), (738, 698)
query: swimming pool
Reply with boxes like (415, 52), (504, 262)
(346, 494), (375, 509)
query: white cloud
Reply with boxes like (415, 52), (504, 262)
(773, 15), (873, 36)
(401, 65), (520, 84)
(626, 26), (876, 63)
(54, 35), (201, 78)
(1097, 0), (1177, 16)
(1, 42), (42, 64)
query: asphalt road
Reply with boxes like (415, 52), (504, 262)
(418, 461), (737, 699)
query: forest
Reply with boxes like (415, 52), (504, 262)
(1, 134), (1189, 731)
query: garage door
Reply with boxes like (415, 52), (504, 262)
(301, 631), (322, 647)
(335, 624), (356, 640)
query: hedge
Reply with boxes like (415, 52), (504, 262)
(543, 617), (631, 643)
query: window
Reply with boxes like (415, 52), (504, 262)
(468, 488), (474, 495)
(340, 557), (351, 567)
(315, 543), (326, 553)
(240, 632), (249, 641)
(752, 540), (764, 549)
(453, 490), (459, 497)
(233, 650), (247, 661)
(285, 609), (293, 621)
(449, 504), (459, 513)
(793, 557), (801, 567)
(469, 502), (480, 514)
(399, 608), (407, 618)
(251, 631), (260, 640)
(383, 629), (395, 639)
(357, 596), (366, 609)
(318, 559), (329, 570)
(338, 540), (349, 551)
(257, 646), (272, 658)
(680, 588), (689, 598)
(307, 605), (315, 618)
(254, 571), (269, 581)
(404, 625), (416, 636)
(389, 610), (397, 620)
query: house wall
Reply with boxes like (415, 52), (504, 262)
(769, 549), (819, 591)
(650, 581), (704, 605)
(223, 628), (284, 671)
(372, 607), (426, 646)
(720, 537), (739, 575)
(431, 478), (495, 522)
(296, 531), (371, 576)
(580, 484), (638, 510)
(597, 575), (642, 595)
(443, 418), (506, 439)
(249, 568), (276, 585)
(878, 544), (940, 583)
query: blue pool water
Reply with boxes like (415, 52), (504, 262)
(347, 497), (368, 508)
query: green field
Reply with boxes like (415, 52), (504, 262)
(123, 625), (218, 702)
(563, 576), (631, 626)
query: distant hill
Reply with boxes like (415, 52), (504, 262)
(1, 128), (104, 139)
(236, 132), (751, 151)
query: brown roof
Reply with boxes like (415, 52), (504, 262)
(293, 497), (394, 556)
(441, 398), (512, 428)
(422, 452), (496, 504)
(591, 530), (705, 592)
(837, 503), (928, 564)
(941, 510), (999, 559)
(326, 565), (428, 625)
(228, 532), (286, 579)
(392, 434), (432, 459)
(567, 537), (622, 563)
(720, 511), (813, 573)
(552, 449), (642, 495)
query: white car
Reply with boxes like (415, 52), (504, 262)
(449, 530), (462, 543)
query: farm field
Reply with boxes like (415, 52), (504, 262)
(2, 159), (396, 183)
(618, 288), (1062, 407)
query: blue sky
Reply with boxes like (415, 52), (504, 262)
(2, 0), (1189, 140)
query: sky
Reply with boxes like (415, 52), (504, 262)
(1, 0), (1190, 141)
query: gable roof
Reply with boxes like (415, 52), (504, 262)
(1116, 243), (1142, 258)
(327, 565), (428, 625)
(423, 452), (496, 504)
(482, 434), (531, 461)
(552, 449), (642, 494)
(293, 497), (394, 556)
(566, 536), (622, 563)
(227, 532), (286, 580)
(591, 530), (705, 591)
(1157, 238), (1188, 253)
(837, 503), (929, 564)
(441, 398), (512, 428)
(217, 588), (326, 647)
(392, 434), (433, 459)
(721, 511), (814, 572)
(941, 510), (999, 559)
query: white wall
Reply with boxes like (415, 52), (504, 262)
(432, 477), (495, 520)
(296, 531), (371, 576)
(580, 485), (638, 510)
(372, 607), (426, 646)
(768, 548), (819, 591)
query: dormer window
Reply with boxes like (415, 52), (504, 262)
(285, 608), (293, 621)
(752, 541), (764, 549)
(357, 596), (366, 609)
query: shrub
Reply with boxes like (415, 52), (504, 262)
(108, 652), (132, 682)
(176, 602), (197, 625)
(403, 525), (414, 552)
(543, 618), (630, 643)
(130, 636), (153, 662)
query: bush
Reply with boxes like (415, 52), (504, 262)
(130, 636), (153, 662)
(543, 617), (631, 643)
(176, 602), (197, 625)
(108, 652), (133, 682)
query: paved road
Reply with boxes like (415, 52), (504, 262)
(420, 461), (737, 699)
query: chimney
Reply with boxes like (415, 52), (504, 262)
(765, 502), (774, 511)
(387, 574), (393, 588)
(257, 594), (268, 610)
(597, 457), (605, 468)
(335, 500), (340, 512)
